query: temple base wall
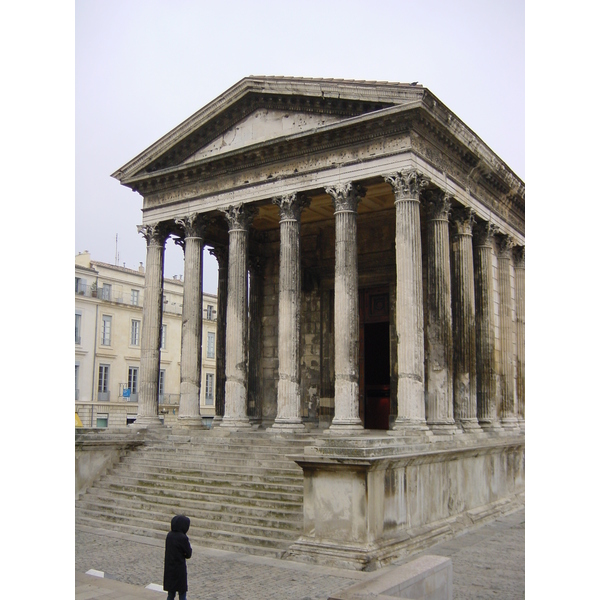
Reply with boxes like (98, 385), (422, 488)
(286, 434), (524, 571)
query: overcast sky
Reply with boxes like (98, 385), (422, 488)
(75, 0), (525, 294)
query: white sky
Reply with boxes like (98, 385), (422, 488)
(4, 1), (599, 597)
(75, 0), (525, 294)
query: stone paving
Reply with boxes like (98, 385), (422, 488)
(75, 508), (524, 599)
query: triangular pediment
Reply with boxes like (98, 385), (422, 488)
(182, 108), (344, 164)
(113, 77), (427, 182)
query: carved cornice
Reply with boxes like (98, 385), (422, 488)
(137, 223), (169, 248)
(384, 169), (430, 201)
(452, 206), (477, 236)
(220, 203), (257, 231)
(473, 220), (500, 248)
(273, 192), (311, 221)
(208, 244), (228, 268)
(325, 182), (366, 213)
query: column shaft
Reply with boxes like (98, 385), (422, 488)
(385, 170), (430, 436)
(473, 222), (500, 429)
(220, 204), (255, 427)
(326, 183), (364, 431)
(273, 194), (309, 430)
(514, 246), (525, 425)
(175, 214), (205, 426)
(425, 192), (457, 433)
(248, 256), (263, 423)
(497, 235), (518, 428)
(451, 208), (481, 431)
(135, 224), (167, 427)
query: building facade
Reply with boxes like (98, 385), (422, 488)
(110, 77), (525, 568)
(75, 251), (218, 427)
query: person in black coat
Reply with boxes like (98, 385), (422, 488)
(163, 515), (192, 600)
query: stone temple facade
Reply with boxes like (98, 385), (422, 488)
(112, 76), (524, 569)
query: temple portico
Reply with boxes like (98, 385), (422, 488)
(112, 76), (524, 569)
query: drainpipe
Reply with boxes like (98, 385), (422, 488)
(90, 273), (99, 427)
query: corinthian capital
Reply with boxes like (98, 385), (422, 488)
(273, 193), (311, 221)
(220, 203), (257, 231)
(473, 220), (499, 248)
(209, 244), (228, 268)
(325, 182), (366, 213)
(424, 189), (452, 221)
(496, 233), (516, 258)
(514, 245), (525, 268)
(137, 223), (169, 248)
(174, 213), (206, 239)
(452, 207), (477, 236)
(384, 169), (430, 200)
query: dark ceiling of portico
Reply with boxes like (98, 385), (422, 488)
(143, 92), (394, 174)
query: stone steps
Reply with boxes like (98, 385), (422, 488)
(75, 429), (312, 558)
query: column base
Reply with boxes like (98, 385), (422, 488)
(501, 417), (520, 430)
(428, 421), (462, 436)
(388, 420), (433, 441)
(479, 420), (504, 434)
(175, 416), (207, 429)
(219, 416), (252, 429)
(130, 416), (164, 428)
(459, 418), (483, 432)
(270, 419), (306, 433)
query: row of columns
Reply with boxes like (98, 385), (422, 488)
(134, 168), (524, 436)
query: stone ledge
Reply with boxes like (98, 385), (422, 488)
(328, 555), (452, 600)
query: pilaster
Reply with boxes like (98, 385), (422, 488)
(325, 182), (365, 433)
(514, 246), (525, 427)
(248, 254), (264, 425)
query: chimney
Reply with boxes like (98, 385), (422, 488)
(139, 262), (145, 274)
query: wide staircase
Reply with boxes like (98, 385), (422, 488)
(76, 427), (315, 558)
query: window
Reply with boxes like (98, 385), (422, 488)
(98, 364), (110, 401)
(131, 289), (139, 306)
(96, 414), (108, 428)
(205, 373), (214, 405)
(128, 367), (139, 401)
(159, 369), (165, 402)
(207, 332), (215, 359)
(130, 319), (141, 346)
(101, 315), (112, 346)
(207, 304), (214, 320)
(75, 277), (86, 294)
(101, 283), (112, 301)
(161, 325), (167, 350)
(75, 312), (82, 344)
(75, 364), (80, 401)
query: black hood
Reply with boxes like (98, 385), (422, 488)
(171, 515), (190, 534)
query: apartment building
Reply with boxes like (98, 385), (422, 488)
(75, 251), (217, 427)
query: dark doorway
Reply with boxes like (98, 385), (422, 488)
(359, 287), (391, 430)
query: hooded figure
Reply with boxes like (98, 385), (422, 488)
(163, 515), (192, 598)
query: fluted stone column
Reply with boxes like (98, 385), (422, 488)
(220, 204), (255, 428)
(209, 244), (228, 423)
(175, 213), (206, 427)
(248, 255), (263, 424)
(424, 190), (458, 435)
(514, 246), (525, 427)
(497, 234), (518, 429)
(473, 221), (501, 430)
(384, 170), (431, 437)
(272, 193), (310, 431)
(135, 223), (168, 427)
(325, 183), (365, 432)
(451, 207), (481, 432)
